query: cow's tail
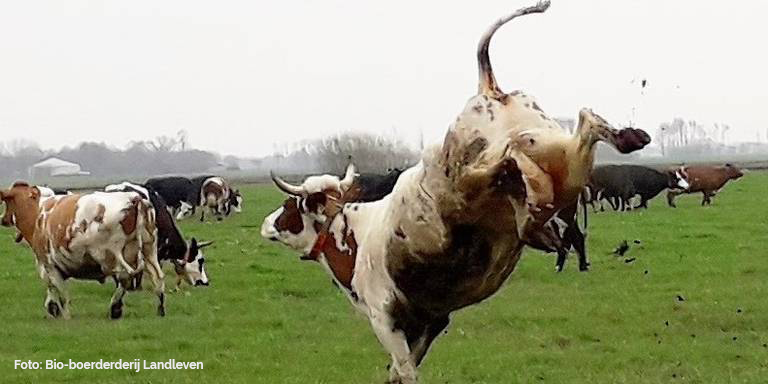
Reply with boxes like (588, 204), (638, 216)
(477, 1), (550, 97)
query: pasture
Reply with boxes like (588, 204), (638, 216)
(0, 172), (766, 384)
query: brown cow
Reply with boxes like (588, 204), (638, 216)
(667, 164), (744, 207)
(1, 182), (165, 319)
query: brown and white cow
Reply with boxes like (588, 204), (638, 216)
(667, 164), (744, 207)
(0, 182), (166, 319)
(260, 3), (649, 382)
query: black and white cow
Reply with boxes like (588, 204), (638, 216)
(588, 165), (688, 211)
(105, 182), (212, 288)
(145, 176), (197, 217)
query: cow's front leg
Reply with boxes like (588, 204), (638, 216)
(369, 309), (417, 384)
(109, 280), (127, 319)
(43, 265), (70, 319)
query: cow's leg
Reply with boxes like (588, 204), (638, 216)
(141, 240), (166, 317)
(667, 190), (680, 207)
(111, 246), (137, 277)
(411, 316), (450, 367)
(563, 221), (588, 271)
(109, 280), (127, 319)
(43, 266), (69, 319)
(199, 208), (205, 222)
(369, 310), (417, 384)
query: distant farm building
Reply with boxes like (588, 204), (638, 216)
(29, 157), (90, 179)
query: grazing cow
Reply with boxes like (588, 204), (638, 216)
(1, 182), (165, 319)
(589, 165), (689, 211)
(105, 182), (212, 288)
(179, 176), (235, 222)
(667, 164), (744, 207)
(145, 176), (197, 216)
(224, 188), (243, 216)
(261, 3), (649, 382)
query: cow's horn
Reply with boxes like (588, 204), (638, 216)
(339, 163), (357, 191)
(270, 171), (304, 196)
(477, 1), (550, 98)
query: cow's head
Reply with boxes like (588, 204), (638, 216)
(1, 182), (40, 229)
(226, 189), (243, 215)
(665, 168), (690, 190)
(724, 163), (744, 180)
(261, 164), (356, 256)
(176, 201), (195, 220)
(174, 238), (213, 286)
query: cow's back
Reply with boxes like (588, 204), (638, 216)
(684, 166), (731, 192)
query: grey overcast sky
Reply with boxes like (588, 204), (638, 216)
(1, 0), (766, 157)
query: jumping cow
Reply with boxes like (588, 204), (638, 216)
(261, 2), (649, 382)
(105, 182), (212, 288)
(667, 164), (743, 207)
(1, 182), (166, 319)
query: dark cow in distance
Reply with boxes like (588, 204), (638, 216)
(589, 164), (689, 211)
(667, 164), (743, 207)
(145, 176), (197, 216)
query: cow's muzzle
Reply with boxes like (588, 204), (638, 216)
(195, 280), (209, 286)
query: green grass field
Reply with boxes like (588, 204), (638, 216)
(1, 172), (767, 384)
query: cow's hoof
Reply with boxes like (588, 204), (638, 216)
(157, 306), (166, 317)
(47, 301), (61, 318)
(110, 302), (123, 319)
(579, 264), (590, 272)
(555, 265), (564, 273)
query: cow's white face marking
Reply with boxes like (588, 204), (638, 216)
(232, 196), (243, 213)
(675, 171), (690, 190)
(176, 201), (194, 220)
(261, 205), (319, 255)
(180, 253), (209, 286)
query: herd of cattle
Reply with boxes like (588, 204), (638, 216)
(0, 175), (240, 319)
(0, 2), (751, 383)
(585, 163), (743, 212)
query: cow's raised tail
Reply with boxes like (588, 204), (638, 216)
(477, 1), (551, 98)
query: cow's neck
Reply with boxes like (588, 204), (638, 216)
(313, 213), (357, 291)
(14, 206), (40, 245)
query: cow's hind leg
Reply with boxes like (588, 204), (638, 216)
(411, 316), (450, 367)
(141, 240), (166, 317)
(370, 309), (417, 384)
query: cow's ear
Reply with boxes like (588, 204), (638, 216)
(29, 187), (40, 200)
